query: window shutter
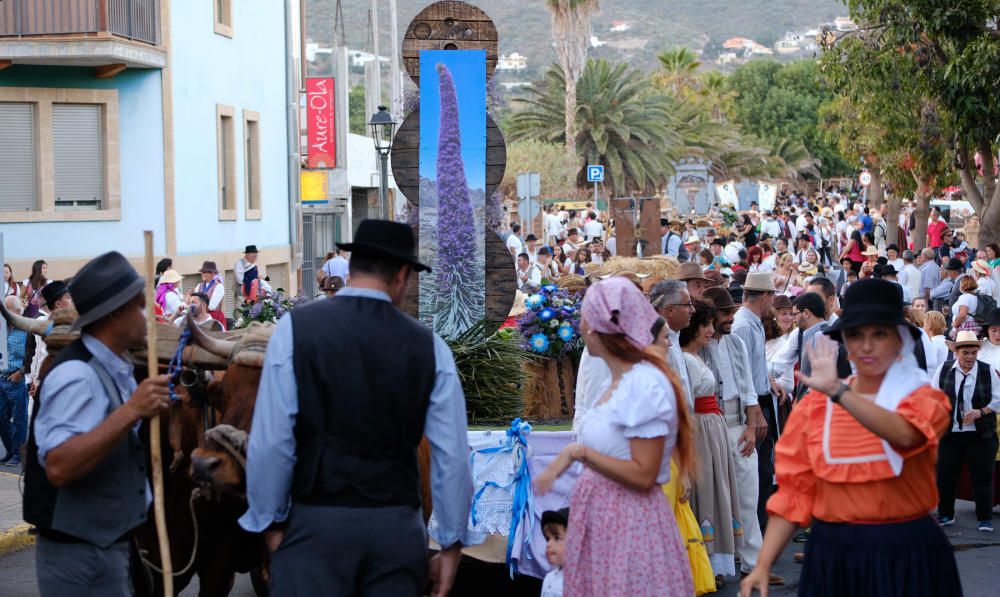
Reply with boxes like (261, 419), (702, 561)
(224, 269), (236, 317)
(52, 104), (104, 209)
(267, 263), (289, 295)
(0, 103), (37, 211)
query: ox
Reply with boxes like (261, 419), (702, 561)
(0, 301), (268, 596)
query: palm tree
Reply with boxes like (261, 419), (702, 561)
(655, 46), (702, 97)
(697, 71), (736, 122)
(545, 0), (600, 158)
(509, 59), (685, 195)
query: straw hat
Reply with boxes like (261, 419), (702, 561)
(972, 259), (991, 277)
(684, 235), (701, 245)
(158, 269), (182, 285)
(946, 330), (984, 352)
(508, 290), (529, 318)
(798, 263), (818, 275)
(862, 246), (879, 257)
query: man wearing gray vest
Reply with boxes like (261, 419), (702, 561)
(23, 251), (171, 596)
(240, 220), (472, 596)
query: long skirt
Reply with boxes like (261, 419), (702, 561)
(799, 517), (962, 597)
(690, 412), (742, 577)
(565, 469), (694, 597)
(663, 461), (715, 596)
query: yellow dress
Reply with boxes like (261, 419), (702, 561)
(663, 459), (716, 595)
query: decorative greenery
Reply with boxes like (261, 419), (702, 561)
(515, 284), (584, 358)
(233, 292), (310, 329)
(448, 321), (535, 425)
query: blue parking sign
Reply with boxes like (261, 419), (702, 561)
(587, 165), (604, 183)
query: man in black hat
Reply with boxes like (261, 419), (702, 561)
(26, 281), (75, 398)
(23, 251), (171, 596)
(930, 257), (964, 312)
(239, 220), (472, 596)
(234, 244), (260, 309)
(979, 308), (1000, 369)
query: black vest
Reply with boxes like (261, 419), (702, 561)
(938, 360), (998, 439)
(23, 339), (148, 547)
(290, 295), (436, 508)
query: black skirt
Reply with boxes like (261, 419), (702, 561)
(799, 517), (962, 597)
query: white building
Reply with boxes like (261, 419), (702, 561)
(497, 53), (528, 71)
(610, 21), (633, 33)
(834, 17), (859, 32)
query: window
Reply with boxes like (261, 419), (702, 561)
(0, 103), (37, 212)
(0, 88), (120, 222)
(214, 0), (233, 37)
(53, 104), (104, 210)
(217, 104), (236, 220)
(244, 110), (261, 219)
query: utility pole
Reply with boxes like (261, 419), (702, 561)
(389, 0), (401, 119)
(370, 0), (381, 106)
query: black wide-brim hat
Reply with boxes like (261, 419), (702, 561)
(337, 219), (431, 273)
(825, 277), (913, 341)
(41, 280), (70, 310)
(984, 308), (1000, 330)
(68, 251), (145, 331)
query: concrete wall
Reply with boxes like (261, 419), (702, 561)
(170, 0), (290, 258)
(0, 65), (166, 266)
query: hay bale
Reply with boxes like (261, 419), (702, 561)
(585, 255), (680, 281)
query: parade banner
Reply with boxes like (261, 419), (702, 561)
(715, 180), (738, 210)
(418, 49), (487, 338)
(306, 77), (336, 169)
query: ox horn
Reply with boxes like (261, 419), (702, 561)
(186, 311), (237, 360)
(232, 350), (265, 368)
(0, 297), (53, 337)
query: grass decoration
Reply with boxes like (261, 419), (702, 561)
(447, 320), (536, 425)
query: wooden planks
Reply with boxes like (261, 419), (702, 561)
(401, 1), (498, 87)
(484, 230), (516, 335)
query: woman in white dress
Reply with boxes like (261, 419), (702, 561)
(680, 299), (743, 578)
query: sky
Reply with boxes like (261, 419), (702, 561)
(419, 49), (487, 191)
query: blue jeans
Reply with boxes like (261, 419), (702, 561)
(0, 375), (29, 461)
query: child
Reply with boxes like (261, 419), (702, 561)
(541, 508), (568, 597)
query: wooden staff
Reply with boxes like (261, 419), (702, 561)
(144, 231), (174, 594)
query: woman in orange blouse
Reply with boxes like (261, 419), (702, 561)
(741, 278), (961, 597)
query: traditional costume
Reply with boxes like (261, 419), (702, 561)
(194, 261), (227, 330)
(767, 279), (962, 596)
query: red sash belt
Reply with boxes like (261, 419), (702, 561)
(694, 396), (722, 415)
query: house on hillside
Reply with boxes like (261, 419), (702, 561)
(723, 37), (772, 58)
(497, 53), (528, 71)
(610, 21), (633, 33)
(775, 39), (801, 54)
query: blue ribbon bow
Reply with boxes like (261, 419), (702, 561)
(166, 327), (191, 402)
(469, 418), (535, 577)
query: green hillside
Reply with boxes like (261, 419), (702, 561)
(306, 0), (845, 76)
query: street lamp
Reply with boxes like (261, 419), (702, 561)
(369, 105), (396, 220)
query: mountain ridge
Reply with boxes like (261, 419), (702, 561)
(306, 0), (846, 76)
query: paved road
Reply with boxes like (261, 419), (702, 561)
(0, 500), (996, 596)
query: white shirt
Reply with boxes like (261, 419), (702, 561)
(931, 360), (1000, 433)
(888, 258), (905, 272)
(954, 293), (978, 321)
(583, 220), (604, 242)
(544, 213), (562, 240)
(540, 568), (564, 597)
(761, 219), (781, 239)
(195, 280), (226, 311)
(578, 362), (679, 484)
(573, 347), (610, 436)
(516, 264), (541, 290)
(667, 328), (693, 406)
(606, 236), (617, 256)
(898, 263), (922, 302)
(978, 341), (1000, 371)
(234, 258), (252, 293)
(322, 255), (350, 281)
(976, 277), (995, 298)
(506, 234), (523, 259)
(161, 288), (183, 316)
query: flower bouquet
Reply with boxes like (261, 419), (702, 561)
(233, 291), (310, 329)
(514, 284), (584, 421)
(515, 284), (584, 357)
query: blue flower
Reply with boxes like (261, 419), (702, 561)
(525, 294), (546, 309)
(529, 333), (550, 353)
(558, 324), (575, 342)
(542, 284), (558, 294)
(538, 307), (556, 322)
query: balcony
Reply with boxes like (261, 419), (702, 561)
(0, 0), (165, 70)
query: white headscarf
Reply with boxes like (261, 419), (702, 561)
(873, 324), (930, 476)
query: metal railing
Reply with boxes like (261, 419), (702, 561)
(0, 0), (160, 45)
